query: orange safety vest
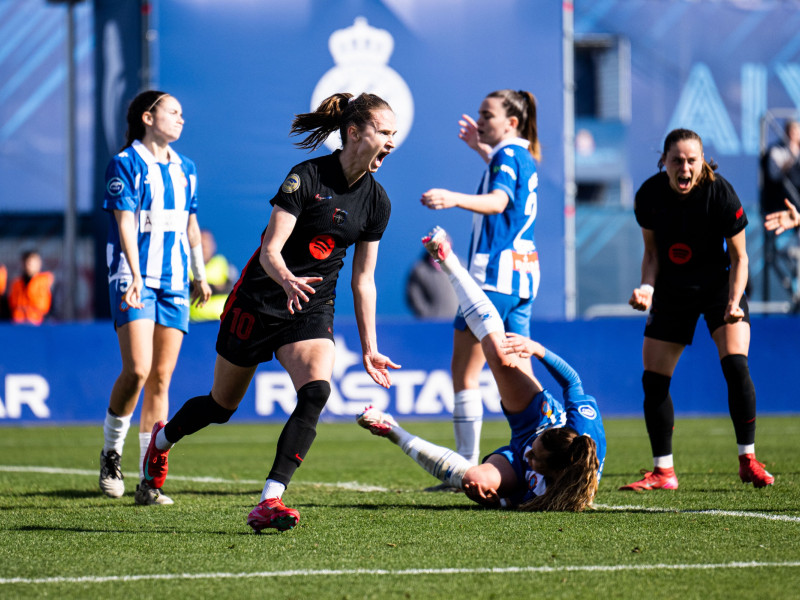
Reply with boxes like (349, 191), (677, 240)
(8, 272), (54, 324)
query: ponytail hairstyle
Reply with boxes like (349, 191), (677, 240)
(291, 92), (393, 151)
(486, 89), (541, 161)
(121, 90), (171, 151)
(658, 128), (717, 186)
(517, 426), (599, 512)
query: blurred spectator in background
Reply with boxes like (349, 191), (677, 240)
(7, 250), (53, 325)
(0, 263), (7, 319)
(405, 250), (458, 319)
(189, 229), (238, 322)
(761, 119), (800, 216)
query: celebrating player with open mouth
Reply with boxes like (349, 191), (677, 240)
(622, 128), (774, 491)
(142, 92), (401, 532)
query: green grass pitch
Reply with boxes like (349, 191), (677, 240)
(1, 416), (799, 599)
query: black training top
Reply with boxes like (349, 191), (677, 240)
(232, 151), (391, 316)
(634, 172), (748, 301)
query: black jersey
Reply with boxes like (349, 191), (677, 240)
(232, 151), (391, 316)
(634, 172), (747, 301)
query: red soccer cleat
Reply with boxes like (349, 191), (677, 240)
(619, 467), (679, 491)
(356, 405), (398, 437)
(421, 226), (452, 263)
(247, 497), (300, 533)
(739, 454), (774, 488)
(142, 421), (170, 490)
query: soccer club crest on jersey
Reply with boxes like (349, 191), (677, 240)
(107, 177), (125, 196)
(332, 208), (348, 225)
(309, 234), (335, 260)
(281, 173), (301, 194)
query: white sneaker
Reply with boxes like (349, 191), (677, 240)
(421, 226), (452, 262)
(99, 449), (124, 498)
(356, 406), (398, 437)
(134, 481), (174, 506)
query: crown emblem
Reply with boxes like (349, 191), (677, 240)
(329, 17), (393, 66)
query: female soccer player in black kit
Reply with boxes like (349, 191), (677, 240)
(141, 92), (400, 531)
(621, 128), (774, 491)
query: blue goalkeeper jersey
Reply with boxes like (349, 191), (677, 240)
(468, 137), (540, 299)
(103, 140), (198, 291)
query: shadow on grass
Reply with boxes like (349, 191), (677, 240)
(5, 524), (275, 536)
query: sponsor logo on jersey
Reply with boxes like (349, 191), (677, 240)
(668, 243), (692, 264)
(107, 177), (125, 196)
(578, 405), (597, 420)
(281, 173), (301, 194)
(512, 251), (539, 273)
(735, 206), (744, 220)
(309, 234), (335, 259)
(332, 208), (347, 225)
(315, 194), (332, 201)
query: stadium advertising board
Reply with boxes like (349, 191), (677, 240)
(1, 317), (798, 424)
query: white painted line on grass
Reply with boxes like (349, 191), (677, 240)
(3, 561), (800, 586)
(0, 465), (389, 493)
(595, 503), (800, 523)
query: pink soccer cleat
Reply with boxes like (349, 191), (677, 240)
(247, 497), (300, 533)
(356, 405), (398, 437)
(142, 421), (170, 490)
(619, 467), (679, 491)
(739, 454), (774, 488)
(421, 226), (452, 262)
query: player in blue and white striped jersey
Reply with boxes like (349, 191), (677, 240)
(98, 90), (211, 506)
(419, 90), (542, 476)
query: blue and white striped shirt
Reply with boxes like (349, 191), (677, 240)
(468, 137), (540, 299)
(103, 140), (198, 291)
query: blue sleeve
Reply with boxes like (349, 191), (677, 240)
(103, 153), (139, 213)
(539, 348), (584, 402)
(487, 149), (519, 201)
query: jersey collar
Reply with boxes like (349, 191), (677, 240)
(132, 139), (182, 165)
(488, 137), (530, 160)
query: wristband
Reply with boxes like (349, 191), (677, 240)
(639, 284), (654, 295)
(190, 244), (206, 281)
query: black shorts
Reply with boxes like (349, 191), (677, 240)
(644, 284), (750, 346)
(216, 298), (335, 368)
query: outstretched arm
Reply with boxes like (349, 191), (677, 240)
(764, 198), (800, 235)
(503, 334), (584, 398)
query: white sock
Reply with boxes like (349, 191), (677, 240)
(738, 444), (755, 456)
(103, 409), (132, 455)
(261, 479), (286, 502)
(155, 428), (173, 451)
(453, 389), (483, 465)
(653, 455), (674, 469)
(393, 427), (471, 488)
(138, 432), (151, 480)
(438, 254), (504, 341)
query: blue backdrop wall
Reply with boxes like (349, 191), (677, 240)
(155, 0), (567, 320)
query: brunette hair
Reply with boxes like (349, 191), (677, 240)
(658, 128), (717, 186)
(291, 92), (393, 151)
(121, 90), (171, 150)
(517, 427), (599, 512)
(486, 89), (541, 160)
